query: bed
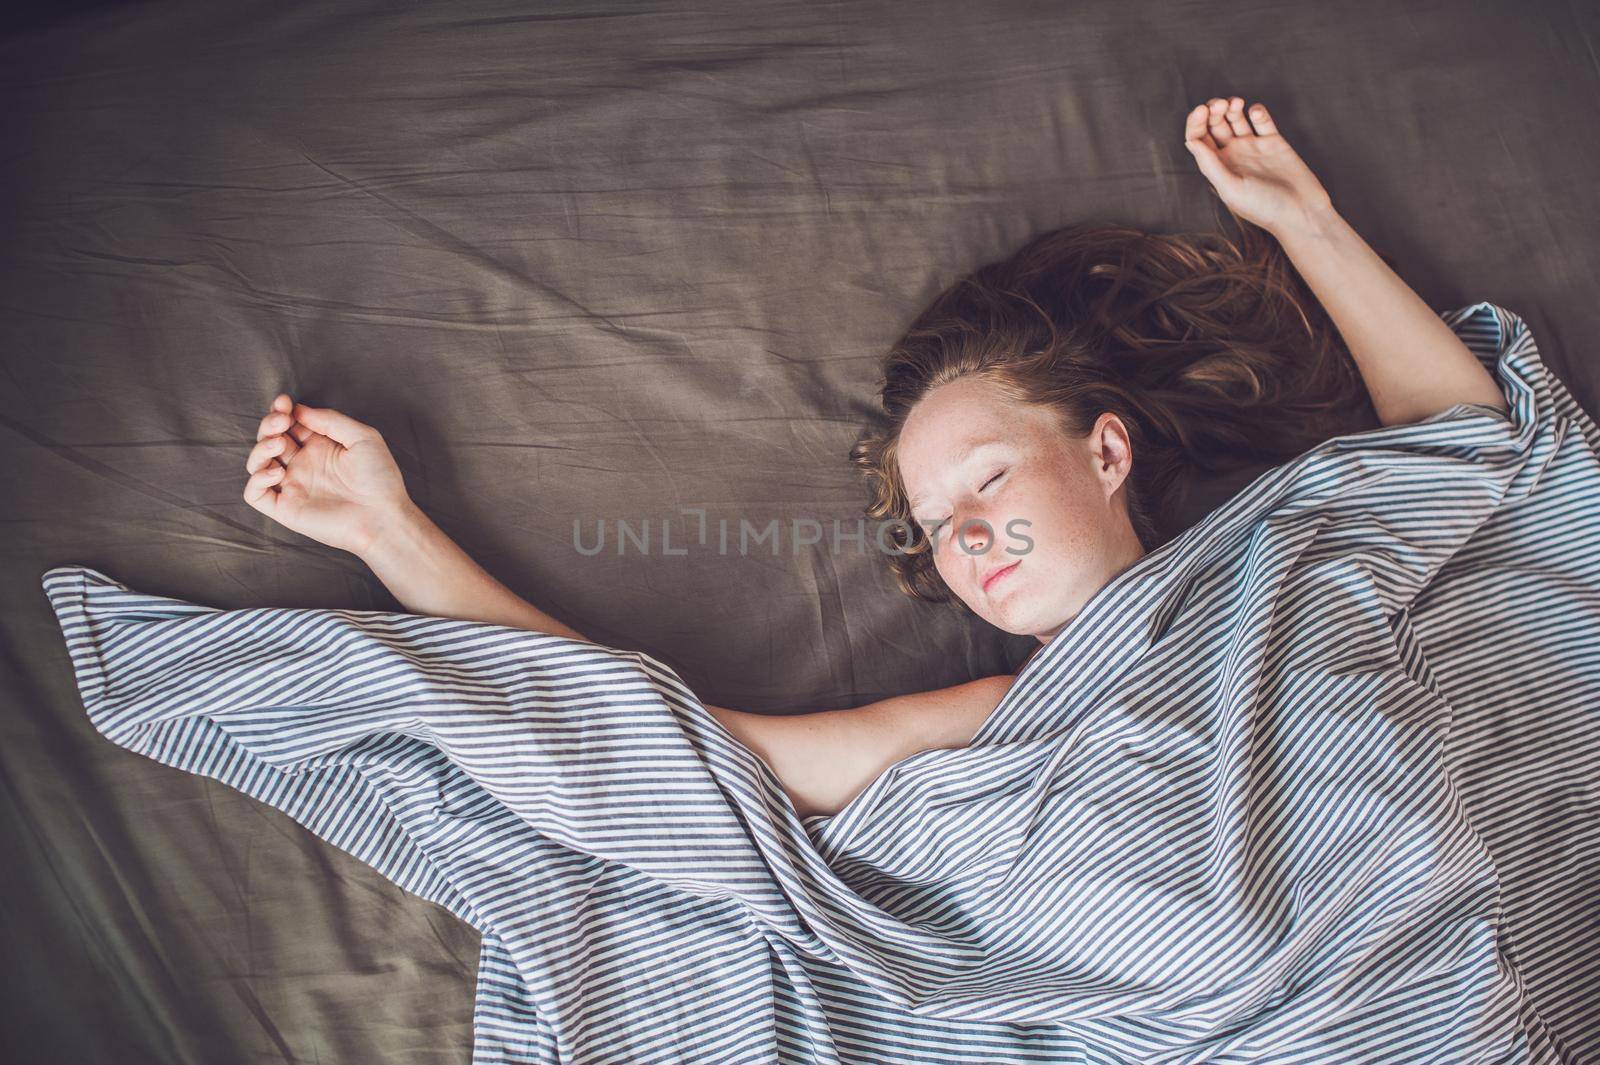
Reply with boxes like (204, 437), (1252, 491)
(4, 1), (1599, 1062)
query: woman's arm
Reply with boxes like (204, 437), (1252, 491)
(360, 498), (594, 642)
(1183, 96), (1508, 427)
(1272, 204), (1508, 426)
(360, 499), (1010, 819)
(247, 400), (1006, 822)
(706, 674), (1014, 819)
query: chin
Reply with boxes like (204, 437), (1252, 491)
(989, 586), (1083, 642)
(981, 594), (1042, 637)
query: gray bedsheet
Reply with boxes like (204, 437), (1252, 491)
(4, 1), (1598, 1062)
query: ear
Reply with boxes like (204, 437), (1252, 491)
(1090, 412), (1135, 488)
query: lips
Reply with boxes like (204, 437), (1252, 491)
(982, 559), (1020, 593)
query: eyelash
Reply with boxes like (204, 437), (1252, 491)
(925, 468), (1007, 526)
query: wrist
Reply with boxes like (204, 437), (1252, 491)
(1272, 193), (1342, 245)
(355, 497), (429, 563)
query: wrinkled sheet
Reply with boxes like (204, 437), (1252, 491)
(41, 304), (1600, 1062)
(9, 2), (1600, 1062)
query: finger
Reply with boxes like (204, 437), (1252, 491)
(1206, 97), (1234, 146)
(252, 430), (304, 470)
(1225, 97), (1252, 138)
(1184, 103), (1217, 151)
(292, 403), (374, 447)
(246, 435), (289, 475)
(1247, 101), (1277, 136)
(242, 464), (285, 514)
(256, 408), (294, 442)
(1184, 134), (1235, 193)
(286, 419), (315, 446)
(275, 430), (304, 466)
(271, 392), (293, 414)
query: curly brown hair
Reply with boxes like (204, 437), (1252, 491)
(848, 211), (1379, 606)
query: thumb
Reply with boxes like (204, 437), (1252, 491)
(1184, 137), (1238, 196)
(292, 403), (376, 447)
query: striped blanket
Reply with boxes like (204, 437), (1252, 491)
(41, 302), (1600, 1064)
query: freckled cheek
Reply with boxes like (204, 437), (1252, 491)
(1011, 485), (1099, 561)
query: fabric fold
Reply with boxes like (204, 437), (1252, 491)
(42, 302), (1597, 1064)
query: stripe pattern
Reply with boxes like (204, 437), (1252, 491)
(41, 302), (1598, 1064)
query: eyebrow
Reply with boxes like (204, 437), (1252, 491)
(907, 440), (1010, 513)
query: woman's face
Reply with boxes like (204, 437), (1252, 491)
(897, 375), (1147, 644)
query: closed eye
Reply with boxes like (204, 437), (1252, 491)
(920, 468), (1008, 527)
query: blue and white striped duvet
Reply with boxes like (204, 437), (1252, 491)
(42, 302), (1600, 1063)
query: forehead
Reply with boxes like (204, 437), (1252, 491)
(901, 376), (1020, 448)
(898, 377), (1053, 495)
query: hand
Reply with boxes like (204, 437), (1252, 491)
(1183, 97), (1334, 236)
(243, 393), (412, 556)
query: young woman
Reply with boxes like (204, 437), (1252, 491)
(241, 96), (1507, 821)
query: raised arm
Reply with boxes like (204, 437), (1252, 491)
(1272, 204), (1506, 426)
(1184, 96), (1508, 427)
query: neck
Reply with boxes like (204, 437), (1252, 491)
(1032, 533), (1149, 645)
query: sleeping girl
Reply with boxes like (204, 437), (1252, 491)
(239, 95), (1510, 821)
(51, 91), (1596, 1062)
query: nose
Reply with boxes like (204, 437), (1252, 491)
(954, 515), (993, 556)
